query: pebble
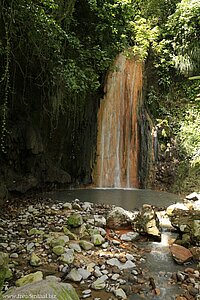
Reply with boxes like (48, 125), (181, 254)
(111, 274), (120, 280)
(10, 253), (18, 258)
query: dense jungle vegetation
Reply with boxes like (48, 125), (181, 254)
(0, 0), (200, 193)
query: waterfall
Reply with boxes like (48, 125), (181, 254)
(93, 54), (143, 188)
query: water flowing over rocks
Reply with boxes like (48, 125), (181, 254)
(0, 193), (199, 300)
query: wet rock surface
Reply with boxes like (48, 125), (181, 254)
(0, 194), (199, 299)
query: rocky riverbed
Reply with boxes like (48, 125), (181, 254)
(0, 192), (200, 300)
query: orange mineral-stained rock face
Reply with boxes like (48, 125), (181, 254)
(93, 54), (143, 188)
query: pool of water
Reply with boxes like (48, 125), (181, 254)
(46, 188), (182, 211)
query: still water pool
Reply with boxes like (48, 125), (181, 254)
(46, 188), (182, 211)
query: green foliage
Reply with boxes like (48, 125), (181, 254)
(172, 160), (200, 193)
(166, 0), (200, 75)
(129, 17), (159, 60)
(177, 106), (200, 158)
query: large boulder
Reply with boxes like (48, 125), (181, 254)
(3, 279), (79, 300)
(106, 206), (137, 229)
(169, 209), (200, 246)
(133, 205), (161, 240)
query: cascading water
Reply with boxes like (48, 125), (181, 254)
(93, 54), (144, 188)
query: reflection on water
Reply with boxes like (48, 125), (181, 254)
(46, 188), (182, 211)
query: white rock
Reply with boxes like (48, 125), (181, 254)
(125, 253), (135, 261)
(94, 269), (102, 278)
(107, 258), (135, 270)
(62, 202), (72, 210)
(91, 277), (106, 290)
(111, 274), (120, 281)
(82, 202), (93, 211)
(120, 232), (139, 241)
(87, 263), (96, 272)
(94, 215), (106, 227)
(102, 242), (109, 249)
(123, 260), (136, 269)
(82, 289), (92, 295)
(166, 203), (188, 216)
(114, 288), (127, 299)
(99, 275), (108, 281)
(61, 265), (69, 273)
(186, 192), (200, 201)
(193, 200), (200, 210)
(10, 253), (18, 258)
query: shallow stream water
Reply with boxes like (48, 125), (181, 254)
(46, 188), (190, 300)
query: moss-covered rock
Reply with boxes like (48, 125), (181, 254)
(79, 240), (94, 250)
(15, 271), (43, 287)
(52, 245), (65, 256)
(170, 209), (200, 246)
(3, 279), (79, 300)
(133, 205), (161, 240)
(30, 253), (41, 267)
(67, 214), (83, 228)
(91, 234), (105, 246)
(28, 228), (44, 236)
(0, 252), (9, 291)
(63, 227), (77, 240)
(50, 235), (69, 247)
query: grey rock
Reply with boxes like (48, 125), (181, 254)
(4, 279), (79, 300)
(79, 240), (94, 250)
(77, 268), (91, 280)
(69, 242), (82, 252)
(120, 232), (139, 241)
(66, 268), (82, 282)
(91, 234), (105, 246)
(60, 249), (74, 264)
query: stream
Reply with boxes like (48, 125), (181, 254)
(46, 188), (193, 300)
